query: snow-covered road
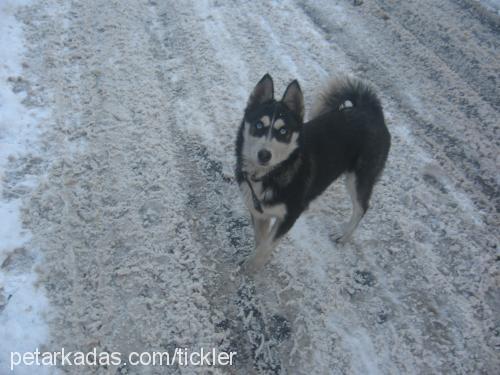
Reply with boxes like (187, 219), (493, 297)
(1, 0), (499, 373)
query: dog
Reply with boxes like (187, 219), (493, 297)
(235, 74), (390, 273)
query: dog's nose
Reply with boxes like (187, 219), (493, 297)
(258, 149), (272, 164)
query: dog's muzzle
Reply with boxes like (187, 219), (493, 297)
(257, 149), (271, 165)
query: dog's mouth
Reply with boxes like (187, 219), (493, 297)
(242, 154), (277, 173)
(242, 160), (272, 179)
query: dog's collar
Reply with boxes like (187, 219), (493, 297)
(249, 174), (264, 182)
(243, 173), (263, 213)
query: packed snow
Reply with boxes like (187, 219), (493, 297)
(0, 1), (54, 374)
(0, 0), (498, 374)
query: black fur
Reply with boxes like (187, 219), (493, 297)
(236, 75), (390, 244)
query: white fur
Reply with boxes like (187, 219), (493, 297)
(239, 116), (298, 274)
(241, 121), (299, 179)
(339, 100), (353, 110)
(260, 115), (271, 127)
(273, 118), (285, 129)
(335, 172), (364, 243)
(239, 181), (287, 220)
(243, 217), (282, 274)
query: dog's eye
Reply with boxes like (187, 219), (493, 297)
(279, 128), (287, 135)
(255, 121), (264, 130)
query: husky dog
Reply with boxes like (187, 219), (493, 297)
(235, 74), (390, 273)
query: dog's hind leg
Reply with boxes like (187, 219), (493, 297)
(336, 130), (389, 244)
(335, 172), (367, 243)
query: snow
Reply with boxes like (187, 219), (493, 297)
(0, 0), (497, 373)
(476, 0), (500, 14)
(0, 1), (53, 374)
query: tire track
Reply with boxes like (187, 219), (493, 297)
(374, 0), (499, 112)
(145, 2), (299, 373)
(296, 0), (499, 216)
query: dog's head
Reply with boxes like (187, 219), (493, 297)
(241, 74), (304, 176)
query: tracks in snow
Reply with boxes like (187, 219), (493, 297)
(16, 0), (500, 373)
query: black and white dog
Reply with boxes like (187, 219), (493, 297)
(235, 74), (390, 273)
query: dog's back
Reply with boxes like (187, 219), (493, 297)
(302, 77), (391, 242)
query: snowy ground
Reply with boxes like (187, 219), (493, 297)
(0, 1), (53, 374)
(0, 0), (499, 374)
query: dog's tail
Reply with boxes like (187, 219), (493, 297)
(310, 77), (382, 119)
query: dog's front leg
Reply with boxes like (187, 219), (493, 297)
(243, 218), (281, 274)
(252, 215), (270, 247)
(243, 214), (298, 274)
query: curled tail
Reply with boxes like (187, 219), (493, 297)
(310, 77), (383, 119)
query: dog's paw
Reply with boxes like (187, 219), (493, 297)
(241, 257), (262, 275)
(330, 227), (344, 243)
(241, 252), (270, 275)
(330, 226), (351, 244)
(336, 234), (351, 244)
(331, 235), (347, 244)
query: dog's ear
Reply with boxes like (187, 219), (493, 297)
(247, 74), (274, 110)
(282, 80), (304, 121)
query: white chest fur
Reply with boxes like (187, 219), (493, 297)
(239, 181), (287, 219)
